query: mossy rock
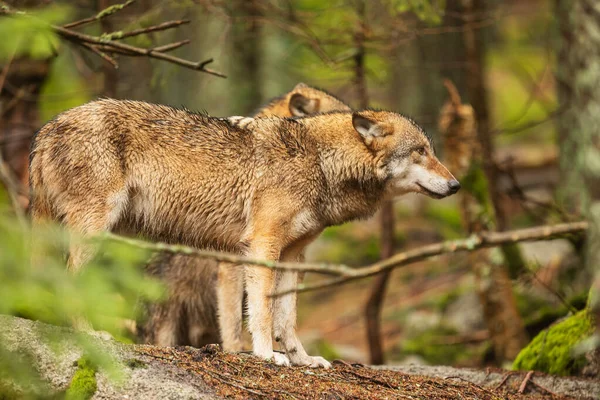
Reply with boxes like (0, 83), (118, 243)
(513, 310), (594, 376)
(65, 357), (97, 400)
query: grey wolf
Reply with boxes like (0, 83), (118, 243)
(30, 100), (459, 368)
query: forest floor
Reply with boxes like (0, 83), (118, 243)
(137, 344), (599, 399)
(3, 315), (599, 399)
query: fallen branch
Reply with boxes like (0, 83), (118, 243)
(102, 232), (353, 277)
(102, 221), (588, 296)
(274, 221), (588, 296)
(0, 4), (225, 78)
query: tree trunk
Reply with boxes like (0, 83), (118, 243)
(99, 0), (118, 98)
(555, 0), (600, 333)
(0, 58), (49, 207)
(462, 0), (527, 280)
(440, 80), (528, 363)
(230, 0), (263, 115)
(353, 0), (395, 366)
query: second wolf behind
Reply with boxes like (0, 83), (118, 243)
(138, 84), (351, 348)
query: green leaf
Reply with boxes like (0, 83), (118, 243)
(39, 49), (92, 123)
(0, 5), (72, 60)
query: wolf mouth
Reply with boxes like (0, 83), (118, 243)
(417, 183), (445, 199)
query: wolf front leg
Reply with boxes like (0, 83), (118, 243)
(217, 262), (244, 352)
(273, 243), (331, 368)
(244, 239), (290, 366)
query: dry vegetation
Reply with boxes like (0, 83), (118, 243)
(137, 344), (587, 400)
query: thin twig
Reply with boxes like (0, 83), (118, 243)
(107, 20), (190, 40)
(63, 0), (135, 29)
(96, 40), (191, 56)
(529, 379), (561, 397)
(0, 153), (26, 226)
(528, 261), (578, 315)
(0, 51), (14, 93)
(78, 42), (119, 68)
(494, 372), (514, 390)
(152, 40), (190, 52)
(444, 376), (499, 398)
(518, 370), (534, 394)
(203, 369), (267, 397)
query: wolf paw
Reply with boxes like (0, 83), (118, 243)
(292, 355), (331, 369)
(307, 356), (331, 369)
(272, 352), (291, 366)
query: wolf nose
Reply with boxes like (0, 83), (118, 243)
(448, 180), (461, 194)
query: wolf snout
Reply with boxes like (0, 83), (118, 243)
(447, 179), (461, 194)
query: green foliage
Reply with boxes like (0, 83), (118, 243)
(426, 288), (462, 313)
(423, 203), (463, 239)
(313, 339), (341, 361)
(460, 162), (493, 223)
(388, 0), (446, 25)
(65, 358), (97, 400)
(318, 223), (383, 266)
(0, 195), (164, 396)
(0, 5), (72, 61)
(512, 310), (594, 376)
(39, 49), (91, 123)
(401, 325), (472, 365)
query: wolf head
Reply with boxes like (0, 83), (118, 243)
(256, 83), (351, 118)
(352, 110), (460, 199)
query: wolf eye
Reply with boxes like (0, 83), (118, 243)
(416, 147), (426, 155)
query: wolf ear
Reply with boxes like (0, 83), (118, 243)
(352, 113), (386, 138)
(289, 93), (320, 117)
(293, 82), (309, 90)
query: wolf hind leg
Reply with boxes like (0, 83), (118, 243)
(64, 187), (128, 272)
(217, 262), (244, 351)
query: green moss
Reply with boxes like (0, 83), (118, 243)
(65, 357), (97, 400)
(460, 163), (493, 219)
(313, 339), (340, 361)
(0, 381), (21, 400)
(501, 243), (526, 279)
(512, 310), (594, 376)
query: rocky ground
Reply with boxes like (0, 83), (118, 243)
(1, 316), (598, 399)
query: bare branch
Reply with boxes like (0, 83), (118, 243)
(102, 232), (355, 277)
(105, 20), (190, 40)
(152, 40), (190, 53)
(102, 222), (589, 295)
(1, 6), (225, 78)
(53, 24), (226, 78)
(272, 221), (589, 296)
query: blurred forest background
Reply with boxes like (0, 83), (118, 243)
(1, 0), (599, 393)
